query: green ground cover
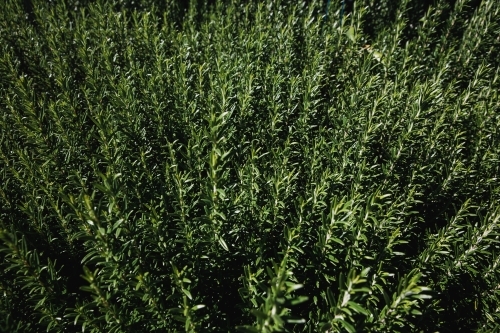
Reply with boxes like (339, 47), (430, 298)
(0, 0), (499, 332)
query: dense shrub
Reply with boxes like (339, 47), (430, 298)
(1, 0), (499, 332)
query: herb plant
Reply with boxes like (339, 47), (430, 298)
(0, 0), (499, 332)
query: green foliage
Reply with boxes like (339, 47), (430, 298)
(0, 0), (499, 332)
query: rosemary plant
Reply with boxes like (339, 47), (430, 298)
(0, 0), (499, 332)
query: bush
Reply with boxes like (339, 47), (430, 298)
(1, 0), (499, 332)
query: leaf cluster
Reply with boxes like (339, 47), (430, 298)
(0, 0), (499, 332)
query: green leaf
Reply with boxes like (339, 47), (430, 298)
(331, 237), (345, 246)
(182, 288), (192, 300)
(285, 283), (304, 292)
(326, 287), (336, 306)
(290, 296), (309, 305)
(284, 316), (306, 324)
(347, 301), (370, 315)
(346, 27), (356, 43)
(191, 304), (205, 311)
(339, 319), (356, 333)
(112, 219), (124, 231)
(328, 254), (339, 263)
(218, 236), (229, 251)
